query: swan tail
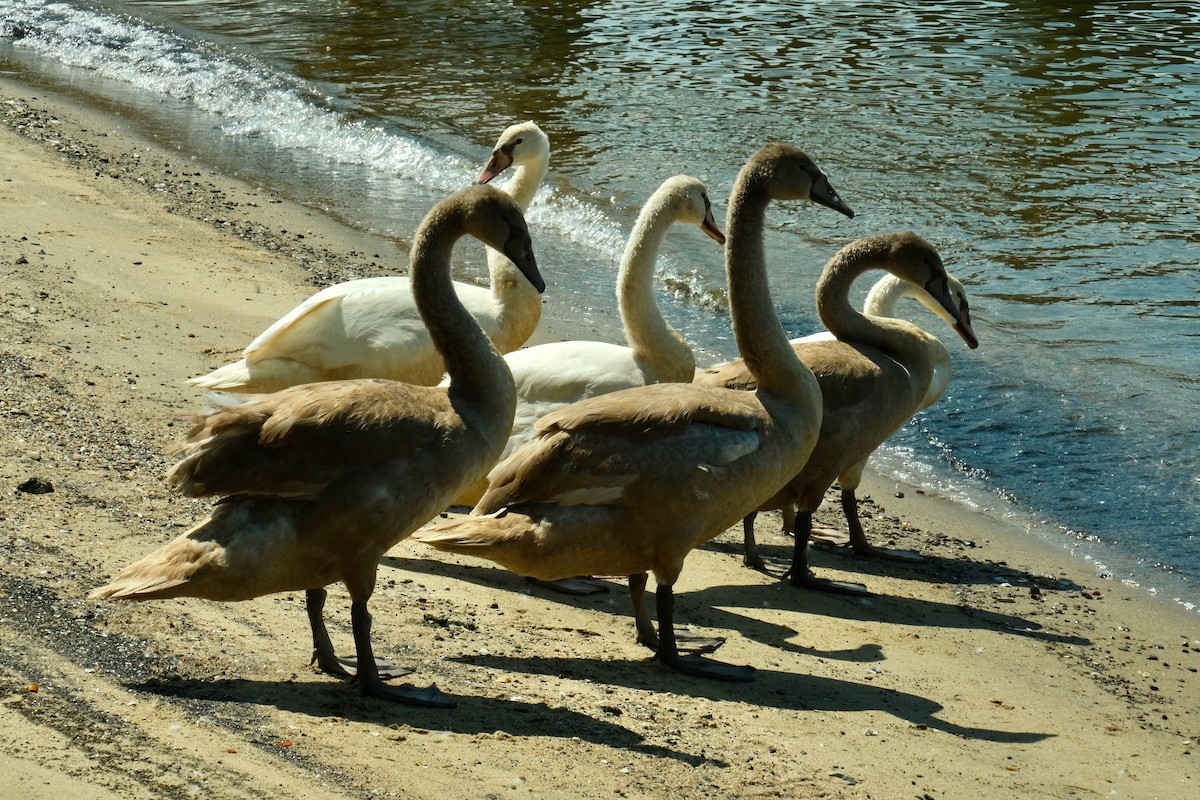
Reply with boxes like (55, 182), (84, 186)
(88, 521), (230, 601)
(188, 360), (256, 392)
(412, 520), (518, 552)
(88, 545), (209, 601)
(187, 358), (328, 394)
(88, 574), (190, 601)
(412, 513), (533, 560)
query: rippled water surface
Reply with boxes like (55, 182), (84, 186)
(2, 0), (1198, 605)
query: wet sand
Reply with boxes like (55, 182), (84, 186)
(1, 81), (1197, 799)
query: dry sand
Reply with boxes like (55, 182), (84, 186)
(1, 82), (1197, 799)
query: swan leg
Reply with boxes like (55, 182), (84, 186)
(524, 575), (610, 595)
(629, 574), (723, 653)
(742, 512), (768, 571)
(741, 509), (794, 578)
(785, 513), (871, 595)
(654, 585), (753, 682)
(781, 504), (797, 538)
(306, 588), (412, 680)
(842, 489), (926, 563)
(629, 573), (659, 649)
(350, 599), (454, 707)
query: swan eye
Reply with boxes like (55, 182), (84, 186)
(514, 138), (524, 145)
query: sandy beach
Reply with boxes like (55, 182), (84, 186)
(2, 81), (1198, 799)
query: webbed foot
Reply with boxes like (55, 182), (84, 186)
(658, 651), (755, 682)
(785, 569), (871, 595)
(525, 575), (610, 595)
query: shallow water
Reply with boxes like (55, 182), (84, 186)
(2, 0), (1198, 607)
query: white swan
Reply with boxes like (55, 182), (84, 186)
(696, 232), (976, 592)
(91, 186), (542, 706)
(450, 175), (725, 509)
(415, 144), (854, 681)
(188, 121), (550, 392)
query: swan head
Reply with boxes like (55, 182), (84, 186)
(944, 275), (979, 349)
(871, 272), (980, 350)
(457, 185), (546, 293)
(742, 143), (854, 218)
(878, 232), (978, 350)
(476, 121), (550, 184)
(658, 175), (726, 245)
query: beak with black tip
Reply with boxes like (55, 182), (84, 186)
(701, 205), (726, 245)
(503, 232), (545, 293)
(810, 173), (855, 219)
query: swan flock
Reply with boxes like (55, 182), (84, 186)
(92, 123), (979, 702)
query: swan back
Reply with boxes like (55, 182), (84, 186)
(186, 129), (549, 394)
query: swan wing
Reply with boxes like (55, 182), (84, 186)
(477, 383), (763, 512)
(168, 379), (459, 498)
(244, 278), (427, 367)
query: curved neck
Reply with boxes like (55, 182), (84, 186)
(817, 241), (931, 361)
(724, 178), (812, 396)
(411, 218), (514, 404)
(504, 154), (548, 214)
(863, 274), (911, 318)
(618, 197), (694, 379)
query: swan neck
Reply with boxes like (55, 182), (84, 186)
(863, 274), (909, 318)
(816, 244), (924, 356)
(411, 219), (514, 403)
(618, 198), (693, 377)
(484, 150), (548, 323)
(725, 182), (811, 394)
(504, 154), (548, 213)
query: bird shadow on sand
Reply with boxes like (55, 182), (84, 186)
(133, 674), (716, 766)
(383, 553), (1091, 666)
(698, 532), (1088, 593)
(449, 652), (1052, 745)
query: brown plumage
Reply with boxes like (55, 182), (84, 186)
(414, 143), (854, 682)
(695, 232), (977, 593)
(89, 185), (543, 706)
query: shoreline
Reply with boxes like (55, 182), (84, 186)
(2, 81), (1198, 798)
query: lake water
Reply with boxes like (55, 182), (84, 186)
(2, 0), (1198, 609)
